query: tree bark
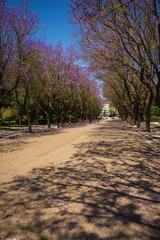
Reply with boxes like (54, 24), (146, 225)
(69, 112), (72, 125)
(135, 105), (141, 128)
(36, 113), (38, 125)
(144, 93), (154, 132)
(89, 114), (92, 123)
(56, 113), (60, 128)
(137, 114), (141, 128)
(27, 114), (32, 132)
(144, 112), (150, 132)
(60, 110), (64, 127)
(47, 112), (51, 129)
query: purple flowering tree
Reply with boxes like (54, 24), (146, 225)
(14, 39), (44, 132)
(35, 41), (67, 128)
(0, 0), (39, 109)
(0, 0), (103, 129)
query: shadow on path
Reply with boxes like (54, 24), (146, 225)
(0, 120), (160, 239)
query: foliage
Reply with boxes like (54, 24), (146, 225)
(68, 0), (160, 131)
(0, 107), (18, 121)
(151, 105), (160, 117)
(0, 0), (103, 131)
(0, 0), (40, 108)
(150, 105), (160, 122)
(109, 108), (116, 117)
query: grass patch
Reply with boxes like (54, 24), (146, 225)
(0, 125), (27, 129)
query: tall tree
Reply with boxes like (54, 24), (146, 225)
(0, 0), (39, 108)
(69, 0), (160, 131)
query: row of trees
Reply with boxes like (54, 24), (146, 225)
(69, 0), (160, 131)
(0, 0), (102, 131)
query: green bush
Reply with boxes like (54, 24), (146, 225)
(0, 107), (18, 121)
(150, 105), (160, 122)
(2, 120), (17, 126)
(0, 107), (19, 126)
(150, 116), (160, 122)
(109, 108), (116, 117)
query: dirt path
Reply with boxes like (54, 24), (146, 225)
(0, 122), (99, 183)
(0, 120), (160, 240)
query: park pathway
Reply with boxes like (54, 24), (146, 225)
(0, 120), (160, 239)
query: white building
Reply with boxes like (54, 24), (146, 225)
(100, 102), (110, 118)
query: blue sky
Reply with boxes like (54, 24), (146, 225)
(10, 0), (76, 48)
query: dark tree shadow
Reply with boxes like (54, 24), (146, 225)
(0, 140), (30, 153)
(0, 120), (160, 239)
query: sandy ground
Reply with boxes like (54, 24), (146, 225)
(0, 120), (160, 240)
(0, 122), (99, 183)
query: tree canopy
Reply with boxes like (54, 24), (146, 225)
(0, 0), (103, 131)
(69, 0), (160, 131)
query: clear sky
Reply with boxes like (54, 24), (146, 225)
(9, 0), (76, 48)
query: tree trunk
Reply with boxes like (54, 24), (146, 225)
(144, 111), (150, 132)
(60, 110), (64, 127)
(47, 112), (51, 129)
(137, 110), (141, 128)
(137, 114), (141, 128)
(89, 114), (92, 123)
(135, 105), (141, 128)
(69, 112), (72, 125)
(80, 110), (84, 122)
(36, 113), (38, 125)
(57, 114), (60, 128)
(19, 115), (22, 126)
(144, 94), (154, 132)
(27, 114), (32, 133)
(127, 115), (132, 125)
(128, 108), (135, 125)
(130, 115), (134, 125)
(121, 114), (125, 121)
